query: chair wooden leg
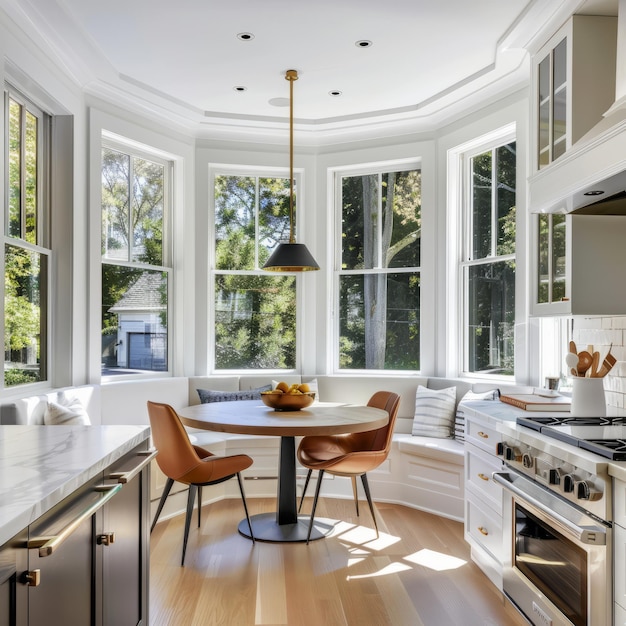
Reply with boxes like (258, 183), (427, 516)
(351, 475), (360, 517)
(298, 469), (313, 513)
(306, 469), (325, 544)
(150, 477), (174, 533)
(236, 472), (255, 543)
(181, 485), (197, 566)
(360, 473), (379, 538)
(197, 485), (202, 528)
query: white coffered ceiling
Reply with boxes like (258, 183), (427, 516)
(1, 0), (618, 138)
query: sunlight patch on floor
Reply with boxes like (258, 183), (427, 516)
(404, 548), (467, 571)
(331, 521), (400, 549)
(346, 561), (412, 580)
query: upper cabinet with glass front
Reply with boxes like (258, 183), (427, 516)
(534, 15), (616, 171)
(532, 214), (626, 316)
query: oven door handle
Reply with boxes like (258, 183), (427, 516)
(492, 471), (607, 545)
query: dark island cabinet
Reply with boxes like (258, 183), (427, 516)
(1, 443), (153, 626)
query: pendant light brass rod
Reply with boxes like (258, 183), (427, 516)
(286, 69), (298, 244)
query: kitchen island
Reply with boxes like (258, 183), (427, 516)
(0, 425), (152, 626)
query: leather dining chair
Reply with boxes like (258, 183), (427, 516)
(297, 390), (401, 543)
(147, 401), (255, 565)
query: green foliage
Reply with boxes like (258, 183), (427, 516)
(4, 368), (40, 387)
(339, 169), (421, 370)
(213, 175), (295, 369)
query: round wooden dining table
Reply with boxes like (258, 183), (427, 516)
(177, 399), (389, 543)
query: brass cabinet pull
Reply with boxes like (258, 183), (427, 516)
(477, 431), (489, 439)
(21, 569), (41, 586)
(109, 449), (157, 484)
(28, 484), (122, 557)
(478, 526), (489, 536)
(478, 473), (489, 481)
(97, 532), (116, 546)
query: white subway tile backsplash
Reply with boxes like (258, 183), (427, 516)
(573, 316), (625, 413)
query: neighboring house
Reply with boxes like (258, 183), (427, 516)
(107, 273), (167, 372)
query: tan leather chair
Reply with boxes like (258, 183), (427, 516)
(297, 390), (401, 543)
(147, 401), (255, 565)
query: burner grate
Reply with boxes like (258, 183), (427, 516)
(580, 438), (626, 461)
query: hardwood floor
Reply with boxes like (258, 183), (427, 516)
(150, 497), (528, 626)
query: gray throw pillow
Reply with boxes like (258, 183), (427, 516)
(197, 385), (271, 404)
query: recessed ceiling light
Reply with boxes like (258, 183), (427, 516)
(233, 86), (247, 92)
(237, 32), (254, 41)
(584, 190), (604, 196)
(269, 97), (290, 107)
(329, 90), (342, 97)
(355, 40), (372, 48)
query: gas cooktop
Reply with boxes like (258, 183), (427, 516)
(517, 415), (626, 461)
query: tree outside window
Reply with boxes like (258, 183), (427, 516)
(463, 142), (516, 376)
(213, 174), (296, 369)
(101, 144), (170, 374)
(4, 90), (49, 387)
(338, 168), (421, 370)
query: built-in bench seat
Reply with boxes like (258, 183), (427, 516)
(0, 375), (531, 524)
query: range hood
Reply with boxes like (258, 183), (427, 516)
(529, 0), (626, 214)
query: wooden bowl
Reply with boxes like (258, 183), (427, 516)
(260, 391), (315, 411)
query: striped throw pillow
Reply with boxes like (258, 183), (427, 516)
(412, 385), (457, 438)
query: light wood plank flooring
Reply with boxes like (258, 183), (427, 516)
(150, 496), (528, 626)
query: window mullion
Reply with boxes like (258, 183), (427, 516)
(491, 147), (497, 258)
(128, 157), (134, 262)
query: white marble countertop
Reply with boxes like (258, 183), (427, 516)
(460, 398), (626, 480)
(0, 425), (150, 546)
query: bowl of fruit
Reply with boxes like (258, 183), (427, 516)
(260, 382), (316, 411)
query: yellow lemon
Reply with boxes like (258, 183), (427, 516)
(276, 381), (290, 393)
(298, 383), (310, 393)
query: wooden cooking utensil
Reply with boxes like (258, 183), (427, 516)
(597, 348), (617, 378)
(576, 350), (593, 377)
(589, 351), (600, 377)
(569, 340), (577, 354)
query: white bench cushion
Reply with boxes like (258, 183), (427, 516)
(394, 433), (464, 465)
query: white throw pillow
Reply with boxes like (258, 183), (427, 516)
(44, 396), (91, 425)
(412, 385), (457, 438)
(454, 388), (500, 442)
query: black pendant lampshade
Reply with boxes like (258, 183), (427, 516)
(262, 70), (320, 272)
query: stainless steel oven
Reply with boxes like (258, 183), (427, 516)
(494, 469), (611, 626)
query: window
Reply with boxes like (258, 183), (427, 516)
(336, 167), (421, 370)
(212, 172), (296, 370)
(101, 142), (171, 375)
(3, 88), (50, 387)
(461, 141), (516, 376)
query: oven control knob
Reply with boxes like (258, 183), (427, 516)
(504, 445), (522, 462)
(563, 474), (577, 493)
(576, 480), (591, 500)
(548, 468), (562, 485)
(521, 452), (533, 469)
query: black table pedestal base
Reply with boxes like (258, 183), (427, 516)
(238, 513), (335, 543)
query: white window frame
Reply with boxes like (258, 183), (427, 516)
(100, 136), (174, 379)
(208, 163), (304, 374)
(2, 84), (52, 391)
(331, 159), (422, 373)
(449, 125), (517, 381)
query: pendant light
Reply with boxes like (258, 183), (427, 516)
(262, 70), (320, 272)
